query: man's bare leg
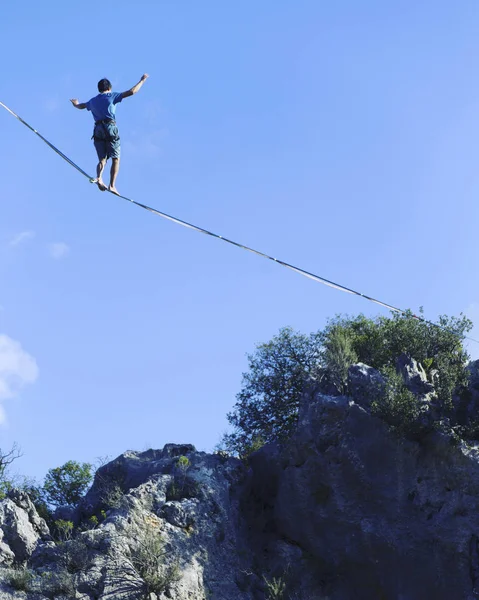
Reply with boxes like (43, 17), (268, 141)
(109, 158), (120, 195)
(95, 158), (108, 191)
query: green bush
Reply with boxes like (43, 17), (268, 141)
(166, 476), (200, 501)
(176, 456), (190, 472)
(5, 567), (34, 591)
(238, 434), (266, 463)
(36, 570), (76, 598)
(130, 528), (181, 594)
(326, 310), (472, 411)
(458, 415), (479, 441)
(58, 536), (91, 574)
(100, 481), (124, 509)
(87, 514), (99, 529)
(175, 455), (190, 488)
(222, 312), (472, 455)
(95, 468), (126, 510)
(0, 480), (12, 500)
(54, 519), (73, 542)
(223, 327), (323, 455)
(43, 460), (93, 508)
(371, 369), (429, 438)
(323, 325), (358, 394)
(264, 575), (287, 600)
(166, 456), (201, 500)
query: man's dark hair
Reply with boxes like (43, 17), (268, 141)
(98, 78), (112, 93)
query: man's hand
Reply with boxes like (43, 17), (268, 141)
(122, 75), (150, 99)
(70, 99), (87, 109)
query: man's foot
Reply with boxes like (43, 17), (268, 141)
(109, 185), (120, 196)
(96, 179), (107, 192)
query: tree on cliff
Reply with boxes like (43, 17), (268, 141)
(222, 311), (473, 457)
(221, 327), (323, 457)
(43, 460), (93, 507)
(329, 310), (472, 409)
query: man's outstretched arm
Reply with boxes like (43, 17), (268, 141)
(70, 99), (88, 109)
(121, 74), (149, 99)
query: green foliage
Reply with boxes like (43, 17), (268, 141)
(130, 528), (181, 594)
(0, 479), (13, 500)
(166, 480), (181, 501)
(176, 455), (190, 472)
(166, 455), (200, 501)
(4, 567), (76, 598)
(58, 536), (91, 574)
(95, 468), (126, 510)
(100, 481), (124, 509)
(423, 357), (434, 371)
(459, 416), (479, 441)
(43, 460), (93, 508)
(54, 519), (73, 542)
(323, 325), (358, 394)
(5, 567), (34, 591)
(175, 455), (190, 488)
(88, 514), (99, 528)
(166, 476), (200, 501)
(36, 570), (76, 598)
(239, 434), (267, 463)
(326, 310), (472, 411)
(222, 312), (473, 455)
(264, 575), (287, 599)
(223, 327), (323, 455)
(371, 369), (429, 438)
(78, 513), (100, 532)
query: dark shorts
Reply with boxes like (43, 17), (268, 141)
(93, 121), (121, 161)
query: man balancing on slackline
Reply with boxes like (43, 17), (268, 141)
(70, 74), (149, 195)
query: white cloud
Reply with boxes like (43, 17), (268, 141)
(49, 242), (70, 259)
(10, 231), (35, 247)
(0, 335), (39, 423)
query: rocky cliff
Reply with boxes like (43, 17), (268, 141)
(2, 358), (479, 600)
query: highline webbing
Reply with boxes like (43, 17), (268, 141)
(1, 100), (476, 344)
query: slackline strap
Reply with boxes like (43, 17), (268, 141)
(1, 100), (476, 344)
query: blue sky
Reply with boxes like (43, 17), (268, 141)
(2, 0), (479, 481)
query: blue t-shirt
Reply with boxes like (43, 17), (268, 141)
(86, 92), (123, 122)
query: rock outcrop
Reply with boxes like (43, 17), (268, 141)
(243, 363), (479, 600)
(2, 362), (479, 599)
(0, 490), (50, 566)
(1, 446), (254, 600)
(396, 352), (435, 396)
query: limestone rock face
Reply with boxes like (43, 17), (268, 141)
(246, 383), (479, 600)
(1, 445), (254, 600)
(348, 362), (385, 407)
(4, 362), (479, 599)
(396, 352), (435, 396)
(0, 490), (50, 565)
